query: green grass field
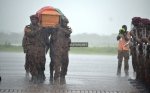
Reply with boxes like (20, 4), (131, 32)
(70, 47), (117, 55)
(0, 45), (23, 52)
(0, 45), (117, 55)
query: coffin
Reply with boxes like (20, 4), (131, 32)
(36, 6), (61, 27)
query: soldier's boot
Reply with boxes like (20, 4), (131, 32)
(60, 73), (66, 85)
(60, 77), (66, 85)
(54, 69), (61, 85)
(54, 75), (60, 85)
(31, 75), (38, 84)
(37, 71), (45, 83)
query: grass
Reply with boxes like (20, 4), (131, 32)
(0, 45), (117, 55)
(70, 47), (117, 55)
(0, 45), (23, 52)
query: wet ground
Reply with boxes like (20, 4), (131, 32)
(0, 52), (148, 93)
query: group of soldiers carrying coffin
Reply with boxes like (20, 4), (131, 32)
(21, 6), (150, 89)
(22, 7), (72, 84)
(130, 17), (150, 89)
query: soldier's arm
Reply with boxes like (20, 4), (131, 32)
(117, 33), (123, 41)
(64, 27), (72, 37)
(22, 35), (25, 47)
(22, 36), (27, 53)
(24, 26), (36, 37)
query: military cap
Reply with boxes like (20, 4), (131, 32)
(30, 14), (39, 20)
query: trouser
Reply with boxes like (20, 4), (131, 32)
(50, 52), (69, 80)
(117, 50), (129, 75)
(25, 54), (30, 73)
(28, 47), (46, 82)
(50, 60), (54, 78)
(60, 52), (69, 77)
(144, 55), (150, 87)
(50, 55), (61, 80)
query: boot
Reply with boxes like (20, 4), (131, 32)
(60, 76), (66, 85)
(117, 70), (121, 76)
(31, 75), (38, 84)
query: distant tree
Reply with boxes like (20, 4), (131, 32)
(4, 41), (11, 47)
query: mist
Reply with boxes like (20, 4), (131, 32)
(0, 0), (150, 35)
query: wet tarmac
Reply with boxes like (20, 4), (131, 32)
(0, 52), (147, 93)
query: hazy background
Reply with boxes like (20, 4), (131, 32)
(0, 0), (150, 46)
(0, 0), (150, 35)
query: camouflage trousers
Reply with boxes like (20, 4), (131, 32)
(117, 50), (129, 76)
(50, 51), (69, 80)
(27, 46), (46, 82)
(25, 54), (30, 73)
(145, 54), (150, 87)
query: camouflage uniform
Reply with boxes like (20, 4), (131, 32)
(49, 25), (71, 81)
(23, 23), (47, 83)
(60, 26), (71, 78)
(144, 36), (150, 88)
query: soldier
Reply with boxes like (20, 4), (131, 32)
(49, 17), (72, 83)
(60, 17), (72, 80)
(23, 14), (47, 83)
(116, 25), (130, 76)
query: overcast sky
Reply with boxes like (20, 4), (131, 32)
(0, 0), (150, 35)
